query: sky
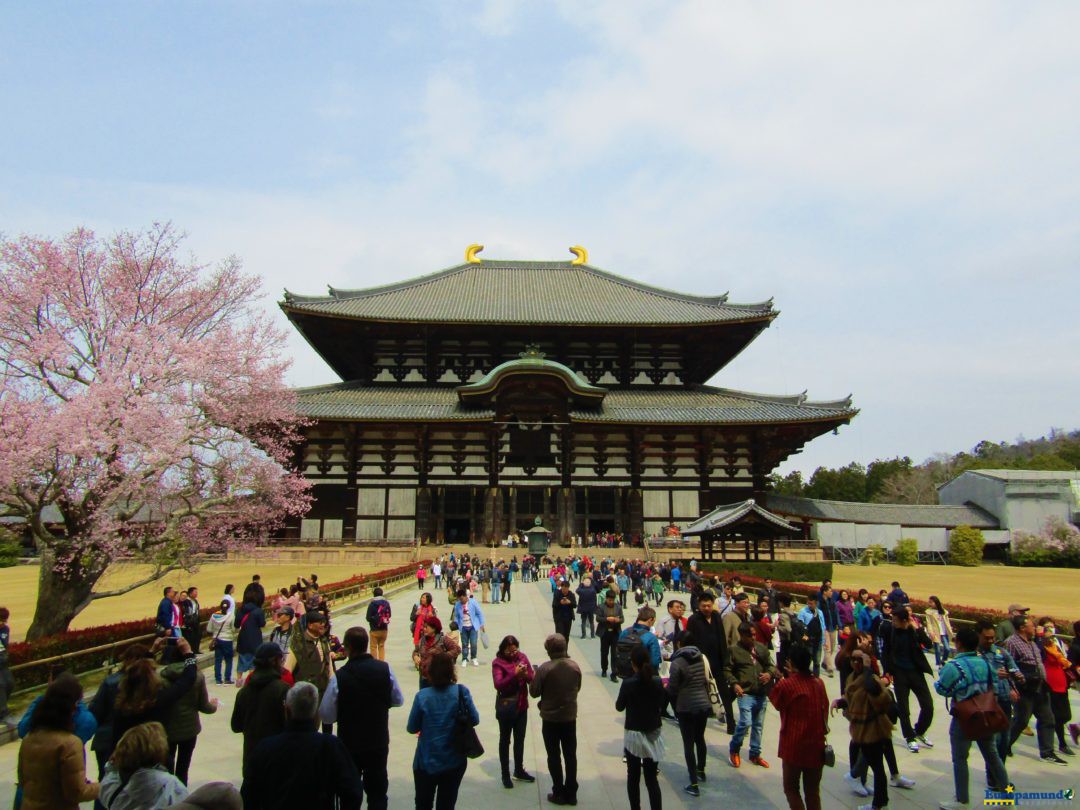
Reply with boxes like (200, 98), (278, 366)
(2, 2), (1078, 475)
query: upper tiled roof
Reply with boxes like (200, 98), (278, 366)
(282, 260), (775, 326)
(683, 499), (799, 536)
(294, 382), (856, 425)
(764, 494), (999, 529)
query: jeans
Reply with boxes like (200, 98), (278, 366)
(934, 636), (952, 667)
(892, 668), (934, 741)
(809, 642), (823, 677)
(1008, 683), (1056, 758)
(214, 640), (234, 682)
(677, 709), (709, 784)
(167, 737), (197, 784)
(671, 579), (681, 592)
(625, 751), (661, 810)
(414, 762), (466, 810)
(781, 761), (823, 810)
(236, 651), (255, 676)
(949, 715), (1009, 803)
(542, 720), (578, 800)
(498, 709), (528, 776)
(349, 747), (389, 810)
(730, 693), (767, 758)
(492, 582), (502, 603)
(460, 626), (478, 660)
(434, 575), (442, 588)
(579, 613), (595, 638)
(993, 697), (1013, 764)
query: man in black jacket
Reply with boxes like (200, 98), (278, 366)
(552, 580), (577, 641)
(319, 627), (404, 810)
(231, 642), (290, 778)
(685, 590), (734, 733)
(242, 681), (363, 810)
(881, 606), (935, 752)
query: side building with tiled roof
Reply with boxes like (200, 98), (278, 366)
(279, 250), (858, 544)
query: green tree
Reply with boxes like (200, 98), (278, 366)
(768, 470), (805, 496)
(894, 538), (919, 566)
(949, 525), (985, 566)
(805, 463), (868, 501)
(865, 457), (913, 500)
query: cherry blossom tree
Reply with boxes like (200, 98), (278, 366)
(0, 224), (310, 639)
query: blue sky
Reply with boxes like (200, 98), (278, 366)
(3, 2), (1078, 474)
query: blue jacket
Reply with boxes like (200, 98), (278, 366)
(407, 683), (480, 774)
(619, 623), (662, 669)
(19, 696), (98, 742)
(156, 597), (176, 630)
(452, 598), (485, 631)
(857, 608), (881, 634)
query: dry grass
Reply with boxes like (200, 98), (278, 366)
(0, 560), (384, 641)
(823, 563), (1080, 622)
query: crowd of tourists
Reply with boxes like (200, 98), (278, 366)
(3, 557), (1080, 810)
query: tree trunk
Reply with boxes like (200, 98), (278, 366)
(25, 548), (100, 641)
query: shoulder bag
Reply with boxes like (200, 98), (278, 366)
(452, 684), (485, 759)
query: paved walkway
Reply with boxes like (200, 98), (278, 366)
(1, 577), (1076, 808)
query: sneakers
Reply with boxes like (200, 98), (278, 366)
(513, 770), (536, 782)
(502, 775), (514, 789)
(1041, 753), (1069, 765)
(749, 755), (770, 768)
(907, 739), (920, 753)
(696, 770), (706, 782)
(891, 774), (916, 789)
(609, 673), (618, 682)
(684, 784), (700, 797)
(472, 657), (479, 666)
(600, 670), (607, 678)
(1059, 744), (1076, 756)
(916, 734), (934, 749)
(844, 772), (871, 796)
(729, 752), (741, 768)
(1021, 725), (1034, 736)
(1069, 722), (1080, 746)
(938, 801), (970, 810)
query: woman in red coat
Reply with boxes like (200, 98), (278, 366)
(769, 645), (830, 810)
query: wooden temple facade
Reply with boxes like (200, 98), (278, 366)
(279, 250), (857, 544)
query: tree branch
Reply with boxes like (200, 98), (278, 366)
(82, 561), (184, 610)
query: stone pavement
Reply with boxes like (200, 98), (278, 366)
(1, 576), (1076, 808)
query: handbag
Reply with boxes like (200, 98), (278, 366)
(823, 743), (835, 768)
(495, 691), (519, 722)
(951, 659), (1010, 741)
(452, 685), (485, 759)
(700, 655), (723, 709)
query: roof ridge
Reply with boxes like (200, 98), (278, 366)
(698, 385), (854, 410)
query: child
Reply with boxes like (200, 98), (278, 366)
(447, 620), (462, 663)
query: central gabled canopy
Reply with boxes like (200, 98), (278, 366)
(456, 347), (606, 408)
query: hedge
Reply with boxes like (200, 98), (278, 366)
(8, 560), (427, 691)
(698, 560), (833, 583)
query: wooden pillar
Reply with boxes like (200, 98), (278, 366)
(469, 485), (478, 544)
(627, 488), (644, 541)
(343, 426), (359, 541)
(435, 486), (446, 543)
(508, 486), (517, 538)
(769, 535), (775, 561)
(415, 487), (432, 542)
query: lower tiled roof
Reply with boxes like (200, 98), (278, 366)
(765, 494), (999, 529)
(294, 383), (857, 426)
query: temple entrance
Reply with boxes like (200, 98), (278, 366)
(576, 487), (618, 536)
(444, 518), (471, 543)
(441, 486), (477, 543)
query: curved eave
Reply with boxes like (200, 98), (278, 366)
(457, 361), (606, 405)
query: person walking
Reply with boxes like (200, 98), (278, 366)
(160, 649), (219, 784)
(491, 635), (537, 788)
(206, 599), (236, 684)
(320, 627), (405, 810)
(880, 606), (936, 752)
(616, 645), (666, 810)
(413, 616), (462, 689)
(491, 564), (504, 604)
(529, 633), (583, 806)
(667, 630), (712, 796)
(597, 590), (625, 681)
(407, 652), (480, 810)
(617, 607), (663, 677)
(16, 673), (100, 810)
(976, 618), (1022, 769)
(411, 592), (438, 647)
(432, 560), (443, 590)
(230, 642), (290, 780)
(0, 607), (11, 729)
(234, 584), (266, 682)
(688, 591), (733, 733)
(552, 579), (577, 642)
(452, 588), (487, 667)
(934, 627), (1011, 810)
(996, 604), (1029, 643)
(818, 586), (839, 677)
(241, 682), (364, 810)
(769, 644), (830, 810)
(1003, 615), (1066, 764)
(842, 650), (895, 810)
(156, 587), (182, 639)
(98, 721), (189, 810)
(366, 586), (393, 661)
(725, 622), (779, 769)
(575, 576), (598, 639)
(925, 596), (954, 669)
(1036, 618), (1076, 756)
(417, 564), (428, 590)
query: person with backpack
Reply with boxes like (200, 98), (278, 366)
(366, 587), (392, 661)
(615, 645), (666, 810)
(686, 590), (733, 733)
(617, 607), (662, 678)
(934, 627), (1010, 810)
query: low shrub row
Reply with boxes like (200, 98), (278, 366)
(8, 559), (425, 690)
(698, 560), (834, 583)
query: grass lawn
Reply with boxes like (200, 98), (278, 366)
(823, 562), (1080, 622)
(0, 560), (385, 642)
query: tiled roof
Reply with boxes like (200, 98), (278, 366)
(683, 499), (799, 535)
(282, 260), (775, 326)
(294, 383), (856, 425)
(764, 494), (999, 529)
(960, 469), (1080, 482)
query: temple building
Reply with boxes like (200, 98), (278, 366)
(279, 246), (857, 544)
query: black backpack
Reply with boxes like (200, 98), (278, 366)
(614, 626), (647, 678)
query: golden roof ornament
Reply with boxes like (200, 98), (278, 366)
(465, 243), (484, 264)
(569, 245), (588, 265)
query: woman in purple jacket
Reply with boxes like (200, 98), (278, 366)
(491, 635), (536, 789)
